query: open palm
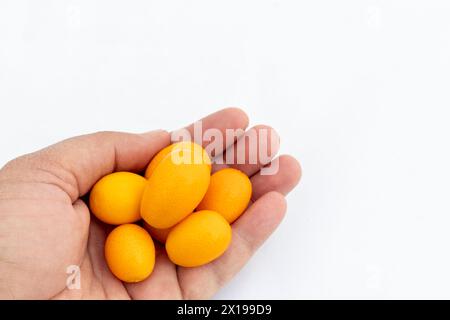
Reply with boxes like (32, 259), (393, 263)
(0, 108), (301, 299)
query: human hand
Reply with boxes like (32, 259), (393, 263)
(0, 108), (301, 299)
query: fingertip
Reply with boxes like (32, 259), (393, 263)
(250, 155), (302, 200)
(222, 107), (250, 129)
(227, 124), (281, 176)
(279, 154), (302, 188)
(252, 125), (281, 156)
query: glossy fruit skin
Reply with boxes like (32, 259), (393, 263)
(144, 222), (172, 244)
(144, 143), (176, 178)
(144, 141), (211, 178)
(197, 168), (252, 223)
(104, 224), (155, 283)
(141, 142), (211, 229)
(166, 210), (232, 267)
(89, 172), (147, 225)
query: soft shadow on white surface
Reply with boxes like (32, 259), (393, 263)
(1, 1), (450, 299)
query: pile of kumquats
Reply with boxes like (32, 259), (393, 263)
(89, 141), (252, 282)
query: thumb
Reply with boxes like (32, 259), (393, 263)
(2, 130), (170, 202)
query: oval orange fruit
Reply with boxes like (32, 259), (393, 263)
(89, 172), (147, 225)
(104, 224), (155, 283)
(166, 210), (232, 267)
(141, 142), (211, 229)
(197, 168), (252, 223)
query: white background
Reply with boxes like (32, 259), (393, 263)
(1, 0), (450, 299)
